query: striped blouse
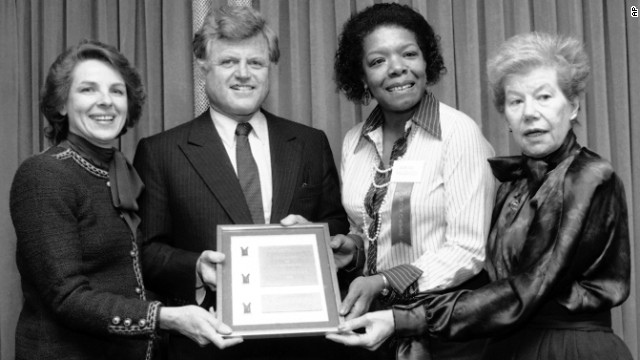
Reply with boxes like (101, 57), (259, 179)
(341, 92), (496, 294)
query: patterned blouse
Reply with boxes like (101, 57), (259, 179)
(341, 91), (496, 296)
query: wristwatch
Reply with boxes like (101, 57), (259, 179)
(379, 273), (390, 296)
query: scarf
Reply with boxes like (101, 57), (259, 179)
(64, 133), (144, 232)
(488, 130), (580, 193)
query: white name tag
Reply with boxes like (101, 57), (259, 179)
(390, 160), (424, 183)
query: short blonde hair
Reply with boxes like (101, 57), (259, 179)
(193, 5), (279, 64)
(487, 32), (589, 113)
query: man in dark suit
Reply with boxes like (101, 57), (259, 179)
(133, 5), (349, 360)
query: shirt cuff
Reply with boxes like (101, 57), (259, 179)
(195, 288), (206, 305)
(195, 269), (206, 305)
(392, 304), (428, 338)
(380, 264), (423, 294)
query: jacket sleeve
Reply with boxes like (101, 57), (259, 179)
(10, 157), (161, 337)
(134, 138), (201, 302)
(315, 131), (349, 236)
(393, 163), (630, 341)
(557, 174), (629, 311)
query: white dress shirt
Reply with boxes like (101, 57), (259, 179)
(196, 109), (273, 305)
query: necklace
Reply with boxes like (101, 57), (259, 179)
(361, 124), (416, 242)
(374, 163), (393, 173)
(371, 163), (392, 189)
(361, 166), (390, 242)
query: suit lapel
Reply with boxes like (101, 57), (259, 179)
(179, 112), (253, 224)
(266, 111), (303, 223)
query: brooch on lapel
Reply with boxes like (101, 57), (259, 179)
(509, 192), (522, 211)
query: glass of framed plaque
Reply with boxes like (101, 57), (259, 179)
(216, 223), (343, 338)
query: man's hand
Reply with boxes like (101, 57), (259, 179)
(325, 310), (395, 351)
(196, 251), (225, 291)
(330, 234), (360, 269)
(339, 275), (385, 320)
(279, 214), (311, 226)
(159, 306), (243, 349)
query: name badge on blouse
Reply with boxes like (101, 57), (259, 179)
(389, 160), (424, 246)
(390, 160), (424, 183)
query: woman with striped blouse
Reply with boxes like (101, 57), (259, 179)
(328, 3), (495, 359)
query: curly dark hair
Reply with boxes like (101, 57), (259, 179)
(334, 3), (446, 103)
(40, 39), (146, 145)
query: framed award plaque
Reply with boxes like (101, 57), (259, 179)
(216, 223), (343, 338)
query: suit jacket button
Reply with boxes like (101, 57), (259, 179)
(135, 287), (142, 294)
(138, 319), (147, 327)
(123, 318), (132, 327)
(130, 250), (136, 258)
(112, 316), (121, 325)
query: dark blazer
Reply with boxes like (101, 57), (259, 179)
(133, 110), (349, 359)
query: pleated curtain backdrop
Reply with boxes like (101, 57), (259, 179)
(1, 0), (639, 359)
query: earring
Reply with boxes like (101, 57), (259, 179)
(362, 88), (372, 106)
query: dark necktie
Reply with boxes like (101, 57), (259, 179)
(364, 127), (411, 275)
(235, 122), (264, 224)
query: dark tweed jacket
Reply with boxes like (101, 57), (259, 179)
(10, 145), (161, 360)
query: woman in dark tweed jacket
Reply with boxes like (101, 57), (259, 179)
(10, 40), (242, 360)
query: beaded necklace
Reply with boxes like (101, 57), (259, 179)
(361, 126), (417, 242)
(361, 165), (392, 242)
